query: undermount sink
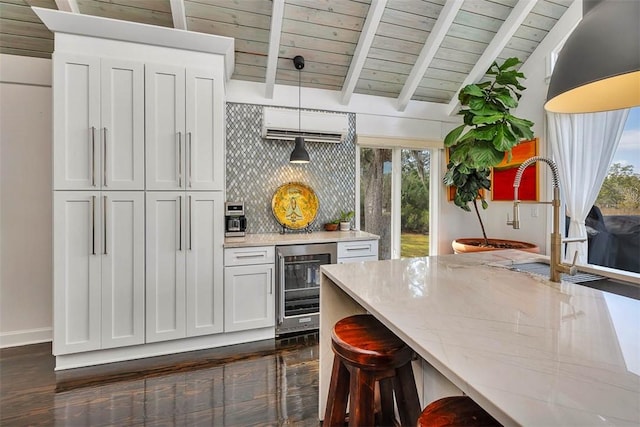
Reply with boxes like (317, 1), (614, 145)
(510, 261), (640, 300)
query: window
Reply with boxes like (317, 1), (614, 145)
(590, 107), (640, 274)
(358, 144), (433, 260)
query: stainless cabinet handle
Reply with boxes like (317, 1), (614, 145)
(103, 128), (107, 187)
(189, 195), (192, 251)
(346, 246), (370, 252)
(177, 132), (182, 188)
(91, 195), (96, 255)
(235, 253), (265, 259)
(278, 255), (285, 325)
(188, 131), (192, 188)
(103, 195), (107, 255)
(178, 195), (182, 251)
(91, 126), (96, 187)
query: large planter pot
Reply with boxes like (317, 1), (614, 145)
(452, 238), (539, 254)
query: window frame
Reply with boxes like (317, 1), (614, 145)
(356, 136), (443, 259)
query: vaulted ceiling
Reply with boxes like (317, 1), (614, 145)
(1, 0), (573, 109)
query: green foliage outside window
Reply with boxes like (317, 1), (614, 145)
(596, 163), (640, 212)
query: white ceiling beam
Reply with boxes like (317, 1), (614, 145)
(264, 0), (285, 99)
(169, 0), (187, 30)
(340, 0), (387, 105)
(446, 0), (538, 115)
(54, 0), (79, 13)
(396, 0), (462, 112)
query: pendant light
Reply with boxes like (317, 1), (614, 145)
(290, 55), (310, 163)
(545, 0), (639, 113)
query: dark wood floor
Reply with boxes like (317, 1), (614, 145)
(0, 334), (320, 426)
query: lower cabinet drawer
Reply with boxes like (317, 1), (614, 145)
(224, 246), (275, 266)
(337, 240), (378, 260)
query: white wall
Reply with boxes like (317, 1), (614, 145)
(0, 54), (53, 347)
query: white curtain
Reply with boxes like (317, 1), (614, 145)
(547, 109), (629, 264)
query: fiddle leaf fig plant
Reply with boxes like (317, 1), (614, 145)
(443, 57), (534, 246)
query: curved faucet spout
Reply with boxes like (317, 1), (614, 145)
(514, 156), (560, 190)
(507, 156), (582, 282)
(509, 156), (560, 229)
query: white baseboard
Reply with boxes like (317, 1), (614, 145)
(55, 327), (275, 370)
(0, 327), (52, 348)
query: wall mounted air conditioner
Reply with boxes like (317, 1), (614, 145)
(262, 107), (348, 143)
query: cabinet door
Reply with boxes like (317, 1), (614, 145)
(185, 68), (224, 191)
(101, 192), (145, 349)
(53, 54), (100, 190)
(186, 192), (224, 336)
(53, 192), (101, 355)
(224, 264), (275, 332)
(146, 64), (186, 190)
(146, 192), (186, 342)
(101, 60), (144, 190)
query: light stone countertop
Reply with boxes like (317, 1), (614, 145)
(320, 250), (640, 426)
(223, 230), (379, 248)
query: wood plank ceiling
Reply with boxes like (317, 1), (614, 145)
(0, 0), (573, 109)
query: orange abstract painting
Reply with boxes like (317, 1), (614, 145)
(491, 138), (538, 201)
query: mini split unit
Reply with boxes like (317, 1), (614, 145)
(261, 107), (349, 143)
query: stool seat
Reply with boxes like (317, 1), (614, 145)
(417, 396), (502, 427)
(324, 314), (420, 427)
(331, 313), (414, 369)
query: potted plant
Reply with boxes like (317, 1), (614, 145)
(338, 210), (354, 231)
(443, 57), (538, 253)
(324, 220), (339, 231)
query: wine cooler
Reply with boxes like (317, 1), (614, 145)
(275, 243), (337, 335)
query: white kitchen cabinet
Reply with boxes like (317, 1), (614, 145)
(146, 65), (224, 191)
(53, 54), (144, 190)
(224, 246), (275, 332)
(46, 18), (232, 369)
(146, 192), (224, 343)
(53, 191), (145, 355)
(337, 240), (379, 264)
(186, 192), (225, 336)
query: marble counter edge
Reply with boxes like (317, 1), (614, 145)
(224, 231), (379, 248)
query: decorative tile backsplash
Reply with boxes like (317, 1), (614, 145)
(226, 103), (356, 234)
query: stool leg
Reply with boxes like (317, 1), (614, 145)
(348, 367), (375, 427)
(378, 377), (395, 426)
(325, 356), (350, 427)
(394, 362), (421, 426)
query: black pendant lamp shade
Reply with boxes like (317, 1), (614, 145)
(290, 55), (310, 164)
(545, 0), (640, 113)
(290, 136), (310, 163)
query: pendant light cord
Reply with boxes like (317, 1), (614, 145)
(298, 67), (301, 132)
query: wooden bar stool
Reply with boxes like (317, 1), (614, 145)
(417, 396), (502, 427)
(324, 314), (421, 427)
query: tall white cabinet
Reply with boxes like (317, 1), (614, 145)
(144, 63), (225, 343)
(43, 10), (232, 368)
(53, 53), (147, 355)
(53, 54), (144, 191)
(145, 192), (224, 343)
(53, 191), (145, 354)
(145, 65), (224, 191)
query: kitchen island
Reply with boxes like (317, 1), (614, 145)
(319, 250), (640, 426)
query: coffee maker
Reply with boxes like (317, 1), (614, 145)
(225, 202), (247, 237)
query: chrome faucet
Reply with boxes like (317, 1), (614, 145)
(507, 156), (585, 282)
